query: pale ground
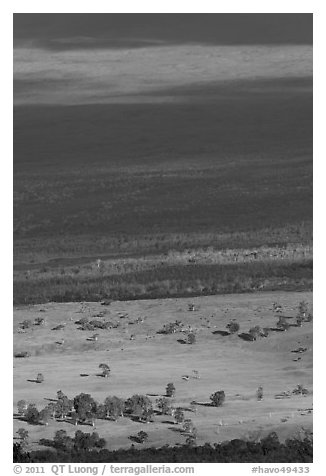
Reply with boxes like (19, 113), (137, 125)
(13, 291), (312, 452)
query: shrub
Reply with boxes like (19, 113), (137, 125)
(210, 390), (225, 407)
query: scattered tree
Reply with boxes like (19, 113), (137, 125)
(17, 400), (28, 416)
(25, 404), (40, 424)
(256, 386), (264, 401)
(99, 363), (110, 378)
(226, 321), (240, 334)
(174, 407), (185, 425)
(210, 390), (225, 407)
(187, 332), (196, 344)
(56, 396), (73, 420)
(182, 419), (197, 435)
(156, 397), (171, 415)
(73, 393), (97, 424)
(16, 428), (29, 441)
(36, 373), (44, 384)
(104, 396), (125, 421)
(276, 317), (290, 330)
(38, 407), (51, 426)
(306, 312), (313, 322)
(298, 301), (308, 319)
(136, 431), (148, 443)
(125, 394), (152, 421)
(166, 383), (176, 397)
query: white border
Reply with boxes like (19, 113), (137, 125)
(4, 3), (322, 475)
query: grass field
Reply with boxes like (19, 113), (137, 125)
(13, 291), (313, 453)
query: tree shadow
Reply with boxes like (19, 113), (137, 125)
(44, 398), (57, 402)
(212, 330), (230, 336)
(238, 333), (256, 341)
(128, 436), (142, 443)
(27, 379), (42, 383)
(80, 373), (90, 377)
(193, 402), (213, 407)
(162, 419), (176, 425)
(177, 339), (187, 344)
(168, 426), (183, 433)
(14, 416), (42, 426)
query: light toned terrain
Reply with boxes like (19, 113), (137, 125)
(13, 291), (312, 452)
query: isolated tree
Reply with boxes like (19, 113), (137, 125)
(166, 383), (176, 397)
(226, 321), (240, 334)
(36, 373), (44, 384)
(174, 407), (185, 425)
(156, 397), (171, 415)
(17, 400), (28, 416)
(210, 390), (225, 407)
(256, 386), (264, 401)
(73, 393), (97, 424)
(99, 363), (110, 378)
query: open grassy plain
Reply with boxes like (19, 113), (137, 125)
(14, 291), (312, 453)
